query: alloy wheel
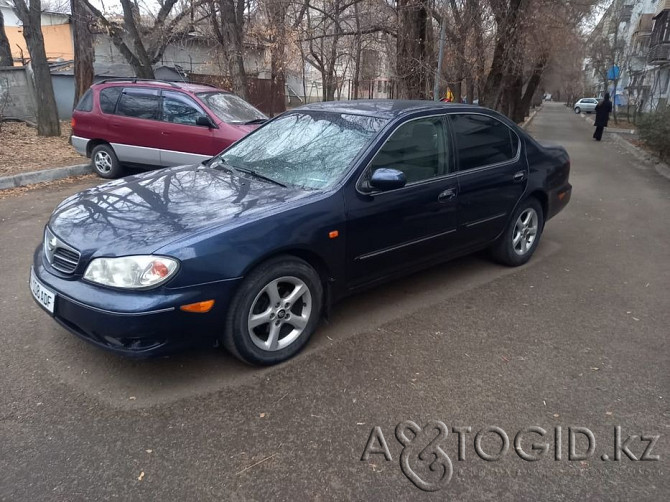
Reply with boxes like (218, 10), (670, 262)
(512, 208), (539, 256)
(94, 151), (113, 174)
(247, 276), (313, 351)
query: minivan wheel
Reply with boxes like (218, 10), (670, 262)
(223, 256), (323, 365)
(91, 144), (122, 179)
(574, 107), (581, 114)
(490, 198), (544, 267)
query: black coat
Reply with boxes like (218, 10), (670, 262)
(595, 99), (612, 127)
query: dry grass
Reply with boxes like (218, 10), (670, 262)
(0, 121), (85, 177)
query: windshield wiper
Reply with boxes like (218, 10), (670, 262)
(207, 157), (243, 177)
(234, 166), (287, 188)
(208, 157), (286, 188)
(243, 118), (268, 125)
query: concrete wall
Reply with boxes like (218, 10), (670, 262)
(93, 34), (268, 77)
(0, 65), (37, 122)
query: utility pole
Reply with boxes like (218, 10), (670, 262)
(434, 18), (446, 101)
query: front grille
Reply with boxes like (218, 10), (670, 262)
(53, 247), (80, 273)
(44, 227), (81, 274)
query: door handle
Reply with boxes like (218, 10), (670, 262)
(438, 188), (457, 202)
(513, 171), (526, 182)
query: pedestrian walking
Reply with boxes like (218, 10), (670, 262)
(593, 93), (613, 141)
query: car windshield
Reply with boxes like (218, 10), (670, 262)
(216, 111), (387, 190)
(196, 92), (267, 124)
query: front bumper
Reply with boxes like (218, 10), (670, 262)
(31, 247), (242, 357)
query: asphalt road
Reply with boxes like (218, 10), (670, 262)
(0, 102), (668, 501)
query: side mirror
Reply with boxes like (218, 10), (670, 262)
(368, 168), (406, 191)
(196, 116), (215, 128)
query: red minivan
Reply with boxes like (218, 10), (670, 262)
(71, 79), (268, 178)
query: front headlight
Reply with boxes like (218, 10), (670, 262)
(83, 256), (179, 289)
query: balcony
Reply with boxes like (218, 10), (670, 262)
(648, 43), (670, 64)
(648, 3), (670, 64)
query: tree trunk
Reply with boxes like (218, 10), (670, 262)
(466, 78), (474, 104)
(519, 59), (546, 118)
(13, 0), (60, 136)
(481, 0), (526, 108)
(0, 10), (13, 66)
(396, 0), (429, 99)
(214, 0), (248, 99)
(71, 0), (95, 107)
(508, 73), (524, 123)
(266, 0), (287, 116)
(352, 1), (361, 100)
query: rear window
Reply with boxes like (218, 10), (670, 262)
(75, 89), (93, 112)
(196, 92), (267, 124)
(450, 114), (519, 170)
(116, 88), (160, 120)
(99, 87), (122, 114)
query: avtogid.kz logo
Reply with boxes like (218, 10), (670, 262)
(361, 421), (661, 492)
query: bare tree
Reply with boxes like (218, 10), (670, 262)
(81, 0), (196, 79)
(12, 0), (61, 136)
(396, 0), (431, 99)
(206, 0), (248, 99)
(70, 0), (94, 106)
(0, 10), (13, 66)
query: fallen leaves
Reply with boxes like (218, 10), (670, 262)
(0, 121), (83, 177)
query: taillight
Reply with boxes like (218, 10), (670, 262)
(70, 118), (76, 128)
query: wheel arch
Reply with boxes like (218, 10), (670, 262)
(241, 247), (335, 316)
(87, 139), (113, 157)
(527, 190), (548, 219)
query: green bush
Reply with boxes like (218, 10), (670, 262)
(637, 108), (670, 161)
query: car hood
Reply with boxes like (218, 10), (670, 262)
(48, 165), (313, 257)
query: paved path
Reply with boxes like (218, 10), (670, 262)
(0, 102), (668, 500)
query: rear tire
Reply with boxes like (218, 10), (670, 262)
(490, 198), (544, 267)
(91, 144), (123, 179)
(223, 256), (323, 365)
(574, 107), (581, 114)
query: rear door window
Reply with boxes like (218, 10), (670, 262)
(99, 87), (123, 114)
(116, 88), (160, 120)
(450, 114), (519, 170)
(75, 89), (93, 112)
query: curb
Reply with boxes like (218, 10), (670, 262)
(521, 106), (541, 130)
(578, 112), (670, 182)
(0, 163), (92, 190)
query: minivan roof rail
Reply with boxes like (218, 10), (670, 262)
(95, 78), (181, 87)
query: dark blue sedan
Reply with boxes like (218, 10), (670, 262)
(30, 100), (571, 365)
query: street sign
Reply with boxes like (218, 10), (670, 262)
(607, 65), (620, 80)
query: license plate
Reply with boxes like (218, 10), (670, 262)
(30, 268), (56, 314)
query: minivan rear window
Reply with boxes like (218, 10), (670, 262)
(100, 87), (122, 114)
(75, 89), (93, 112)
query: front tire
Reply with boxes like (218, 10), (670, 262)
(490, 198), (544, 267)
(223, 256), (323, 365)
(574, 107), (581, 114)
(91, 144), (123, 179)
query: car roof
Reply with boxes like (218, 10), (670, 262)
(294, 99), (481, 119)
(92, 79), (230, 94)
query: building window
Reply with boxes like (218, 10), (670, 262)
(662, 13), (670, 42)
